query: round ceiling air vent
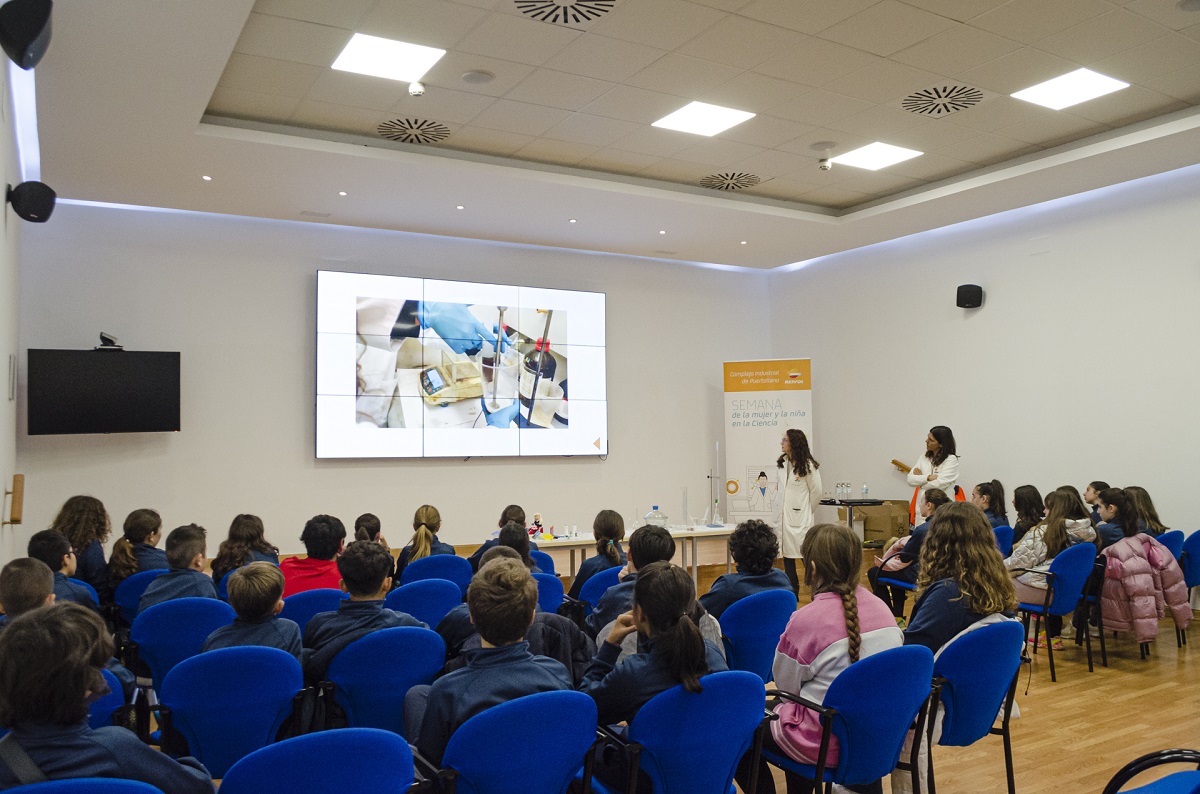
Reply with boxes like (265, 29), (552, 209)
(699, 172), (761, 191)
(901, 85), (984, 117)
(514, 0), (616, 25)
(376, 119), (451, 144)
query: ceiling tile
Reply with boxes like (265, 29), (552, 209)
(445, 125), (535, 156)
(469, 98), (573, 135)
(881, 150), (974, 179)
(1144, 65), (1200, 102)
(823, 60), (946, 104)
(542, 35), (667, 83)
(795, 185), (872, 208)
(755, 38), (879, 87)
(824, 104), (928, 138)
(944, 96), (1046, 132)
(1066, 84), (1187, 124)
(449, 0), (504, 8)
(504, 69), (617, 110)
(580, 85), (690, 124)
(971, 0), (1115, 45)
(937, 131), (1037, 161)
(897, 0), (1013, 23)
(739, 0), (881, 35)
(251, 0), (374, 29)
(884, 117), (984, 150)
(207, 87), (301, 123)
(542, 114), (643, 146)
(234, 13), (351, 67)
(891, 24), (1023, 75)
(672, 137), (768, 167)
(1093, 33), (1200, 83)
(1123, 0), (1200, 30)
(1034, 9), (1169, 63)
(701, 72), (812, 113)
(422, 52), (535, 97)
(608, 126), (701, 157)
(819, 1), (958, 57)
(217, 53), (325, 98)
(687, 0), (755, 11)
(769, 90), (874, 126)
(747, 176), (826, 200)
(512, 138), (600, 165)
(958, 47), (1080, 94)
(626, 54), (743, 98)
(589, 0), (728, 50)
(731, 148), (817, 178)
(637, 157), (713, 182)
(1184, 22), (1200, 43)
(290, 99), (400, 135)
(716, 114), (814, 147)
(577, 149), (664, 174)
(829, 168), (924, 194)
(356, 0), (490, 50)
(776, 127), (875, 157)
(973, 143), (1043, 166)
(675, 15), (808, 70)
(387, 87), (496, 125)
(455, 12), (582, 66)
(305, 70), (411, 110)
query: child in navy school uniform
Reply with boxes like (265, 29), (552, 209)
(394, 505), (457, 580)
(202, 562), (302, 659)
(26, 530), (98, 611)
(585, 525), (676, 638)
(566, 510), (626, 600)
(108, 509), (168, 593)
(48, 495), (113, 605)
(467, 505), (538, 572)
(971, 480), (1008, 529)
(1084, 481), (1109, 527)
(137, 524), (219, 614)
(209, 514), (281, 587)
(300, 540), (426, 684)
(0, 559), (57, 627)
(406, 557), (572, 765)
(699, 519), (792, 620)
(1095, 487), (1139, 549)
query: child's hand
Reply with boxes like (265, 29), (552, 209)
(607, 611), (638, 646)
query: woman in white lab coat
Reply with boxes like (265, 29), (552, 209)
(906, 426), (960, 525)
(777, 428), (823, 595)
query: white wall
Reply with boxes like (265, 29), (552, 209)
(16, 203), (769, 554)
(0, 68), (24, 562)
(768, 163), (1200, 533)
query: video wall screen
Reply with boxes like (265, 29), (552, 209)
(315, 271), (607, 458)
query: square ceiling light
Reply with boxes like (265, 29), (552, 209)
(1010, 68), (1128, 110)
(332, 33), (446, 82)
(652, 102), (755, 137)
(831, 142), (923, 171)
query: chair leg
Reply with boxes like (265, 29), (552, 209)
(1095, 601), (1107, 667)
(1083, 607), (1094, 673)
(1002, 726), (1016, 794)
(1046, 627), (1056, 682)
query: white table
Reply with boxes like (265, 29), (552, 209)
(534, 524), (738, 587)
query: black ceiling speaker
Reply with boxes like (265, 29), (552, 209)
(0, 0), (52, 70)
(956, 284), (983, 309)
(7, 181), (56, 222)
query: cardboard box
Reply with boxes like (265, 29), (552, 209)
(837, 500), (910, 541)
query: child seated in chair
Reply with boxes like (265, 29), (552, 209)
(137, 524), (218, 614)
(867, 489), (951, 620)
(202, 562), (302, 659)
(0, 602), (215, 792)
(406, 558), (572, 765)
(26, 530), (98, 611)
(699, 519), (792, 619)
(280, 515), (347, 597)
(0, 558), (56, 629)
(300, 540), (426, 684)
(585, 525), (676, 638)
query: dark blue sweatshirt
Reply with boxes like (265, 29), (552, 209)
(585, 574), (636, 638)
(53, 572), (98, 611)
(567, 545), (626, 599)
(1096, 521), (1126, 549)
(203, 616), (303, 659)
(395, 540), (458, 579)
(904, 579), (1013, 653)
(467, 538), (539, 572)
(73, 539), (110, 604)
(301, 600), (427, 682)
(698, 568), (793, 619)
(137, 569), (218, 614)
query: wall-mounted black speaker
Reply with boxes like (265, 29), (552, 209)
(0, 0), (52, 70)
(6, 181), (56, 222)
(956, 284), (983, 309)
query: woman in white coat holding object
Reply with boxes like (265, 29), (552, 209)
(778, 428), (822, 596)
(907, 426), (960, 525)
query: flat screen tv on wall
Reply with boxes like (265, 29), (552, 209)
(26, 349), (181, 435)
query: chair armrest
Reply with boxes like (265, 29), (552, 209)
(766, 688), (834, 716)
(1101, 749), (1200, 794)
(1009, 567), (1048, 576)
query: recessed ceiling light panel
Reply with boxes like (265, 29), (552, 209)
(332, 33), (446, 83)
(652, 102), (755, 137)
(1010, 68), (1128, 110)
(831, 142), (923, 170)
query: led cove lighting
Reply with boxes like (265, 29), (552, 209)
(332, 33), (446, 83)
(1010, 68), (1129, 110)
(652, 102), (755, 137)
(831, 142), (923, 171)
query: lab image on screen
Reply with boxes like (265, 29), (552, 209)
(316, 271), (607, 458)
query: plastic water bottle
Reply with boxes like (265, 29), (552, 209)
(861, 483), (869, 498)
(644, 505), (668, 527)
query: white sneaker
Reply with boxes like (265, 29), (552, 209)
(1060, 624), (1075, 639)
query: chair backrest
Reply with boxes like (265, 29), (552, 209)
(159, 647), (303, 778)
(993, 525), (1014, 557)
(822, 644), (934, 785)
(385, 579), (463, 628)
(325, 627), (445, 734)
(442, 691), (597, 794)
(1157, 530), (1185, 561)
(530, 549), (556, 575)
(932, 621), (1025, 747)
(1042, 543), (1096, 616)
(1182, 531), (1200, 589)
(577, 565), (622, 611)
(401, 554), (473, 597)
(217, 569), (235, 601)
(720, 589), (796, 683)
(8, 781), (164, 793)
(68, 578), (100, 605)
(626, 671), (767, 794)
(219, 728), (414, 794)
(278, 588), (346, 634)
(113, 570), (164, 625)
(130, 597), (236, 692)
(533, 572), (565, 614)
(87, 667), (126, 730)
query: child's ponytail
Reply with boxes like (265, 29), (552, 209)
(411, 505), (441, 561)
(634, 561), (710, 693)
(593, 509), (625, 566)
(109, 509), (161, 583)
(838, 587), (862, 663)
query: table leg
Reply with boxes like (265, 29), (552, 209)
(846, 505), (855, 533)
(690, 537), (700, 589)
(569, 549), (577, 578)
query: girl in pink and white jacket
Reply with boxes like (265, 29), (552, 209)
(1101, 525), (1190, 644)
(737, 523), (902, 794)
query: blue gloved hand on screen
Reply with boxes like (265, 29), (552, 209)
(419, 302), (497, 355)
(481, 398), (520, 428)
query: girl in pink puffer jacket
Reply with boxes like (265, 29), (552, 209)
(1100, 532), (1191, 644)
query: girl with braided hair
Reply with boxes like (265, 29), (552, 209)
(738, 523), (902, 794)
